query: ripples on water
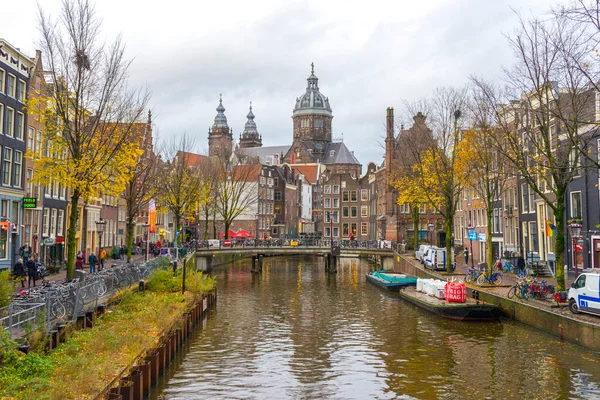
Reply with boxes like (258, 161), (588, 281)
(156, 256), (600, 400)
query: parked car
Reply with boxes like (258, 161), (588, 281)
(568, 272), (600, 316)
(415, 245), (431, 263)
(424, 247), (453, 271)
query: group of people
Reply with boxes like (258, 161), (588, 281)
(76, 249), (107, 273)
(13, 243), (39, 288)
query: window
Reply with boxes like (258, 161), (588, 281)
(43, 208), (49, 236)
(0, 69), (4, 93)
(51, 209), (57, 237)
(17, 79), (26, 102)
(333, 185), (339, 194)
(351, 223), (357, 236)
(313, 119), (323, 128)
(343, 206), (349, 218)
(15, 112), (24, 140)
(274, 191), (282, 201)
(6, 108), (14, 137)
(7, 74), (15, 97)
(26, 168), (33, 196)
(571, 192), (582, 219)
(2, 147), (12, 185)
(13, 151), (21, 187)
(361, 206), (368, 217)
(274, 177), (278, 186)
(301, 119), (310, 128)
(351, 206), (357, 217)
(0, 104), (3, 133)
(28, 127), (34, 151)
(36, 131), (42, 155)
(324, 198), (331, 208)
(333, 198), (339, 208)
(361, 189), (368, 201)
(325, 227), (331, 237)
(351, 190), (357, 202)
(521, 184), (529, 213)
(342, 223), (349, 237)
(333, 227), (339, 237)
(361, 222), (368, 235)
(324, 185), (331, 194)
(343, 191), (349, 202)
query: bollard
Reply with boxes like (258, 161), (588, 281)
(157, 342), (166, 375)
(119, 377), (133, 400)
(50, 330), (59, 350)
(85, 311), (94, 329)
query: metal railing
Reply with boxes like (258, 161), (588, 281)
(193, 239), (395, 250)
(0, 256), (174, 340)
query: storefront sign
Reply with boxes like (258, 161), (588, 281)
(43, 237), (55, 246)
(22, 197), (37, 209)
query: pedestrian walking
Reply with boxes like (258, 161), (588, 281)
(517, 253), (525, 278)
(26, 258), (37, 288)
(119, 246), (125, 261)
(89, 252), (98, 274)
(464, 248), (469, 265)
(19, 243), (32, 262)
(99, 248), (106, 270)
(76, 251), (84, 270)
(14, 258), (25, 288)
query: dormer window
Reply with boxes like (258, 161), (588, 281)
(330, 150), (335, 157)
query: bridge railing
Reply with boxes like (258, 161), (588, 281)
(193, 239), (396, 250)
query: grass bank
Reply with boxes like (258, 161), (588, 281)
(0, 260), (214, 399)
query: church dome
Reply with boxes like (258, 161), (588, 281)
(293, 63), (332, 117)
(213, 94), (229, 128)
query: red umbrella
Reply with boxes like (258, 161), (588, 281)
(219, 230), (237, 238)
(235, 229), (254, 239)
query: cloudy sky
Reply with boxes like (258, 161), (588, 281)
(6, 0), (552, 167)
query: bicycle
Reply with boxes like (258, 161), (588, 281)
(464, 267), (482, 283)
(477, 270), (503, 285)
(502, 261), (514, 273)
(507, 278), (528, 299)
(522, 279), (555, 300)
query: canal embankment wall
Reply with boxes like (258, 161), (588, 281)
(394, 254), (600, 353)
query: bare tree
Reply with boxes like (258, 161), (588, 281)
(213, 147), (260, 239)
(35, 0), (149, 279)
(471, 14), (595, 290)
(155, 134), (204, 245)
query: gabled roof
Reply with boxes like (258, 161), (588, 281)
(231, 164), (262, 181)
(289, 163), (323, 185)
(323, 142), (361, 165)
(176, 151), (208, 167)
(238, 145), (290, 164)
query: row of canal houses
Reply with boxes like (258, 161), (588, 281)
(0, 39), (159, 271)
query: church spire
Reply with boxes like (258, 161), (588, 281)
(239, 101), (262, 148)
(213, 93), (228, 128)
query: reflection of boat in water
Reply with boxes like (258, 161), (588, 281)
(366, 271), (418, 291)
(398, 287), (503, 321)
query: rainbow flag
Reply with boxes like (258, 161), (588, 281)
(545, 219), (556, 237)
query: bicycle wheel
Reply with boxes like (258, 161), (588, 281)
(507, 286), (517, 299)
(522, 286), (534, 300)
(476, 273), (486, 286)
(50, 301), (66, 319)
(492, 273), (503, 285)
(465, 273), (473, 283)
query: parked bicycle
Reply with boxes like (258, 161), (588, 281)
(464, 267), (482, 283)
(477, 270), (503, 285)
(522, 279), (555, 300)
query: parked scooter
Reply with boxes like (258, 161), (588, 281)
(35, 261), (48, 280)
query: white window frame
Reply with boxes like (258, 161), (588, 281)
(571, 191), (582, 219)
(17, 79), (26, 103)
(361, 205), (368, 217)
(13, 150), (22, 188)
(0, 104), (3, 134)
(324, 185), (331, 194)
(2, 147), (12, 186)
(51, 208), (57, 237)
(43, 208), (50, 236)
(7, 73), (16, 98)
(333, 198), (339, 208)
(15, 112), (24, 140)
(361, 189), (368, 201)
(6, 107), (14, 137)
(0, 69), (4, 94)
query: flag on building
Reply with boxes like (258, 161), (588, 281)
(545, 219), (556, 237)
(149, 199), (156, 233)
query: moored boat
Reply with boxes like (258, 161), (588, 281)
(398, 286), (503, 321)
(366, 271), (418, 291)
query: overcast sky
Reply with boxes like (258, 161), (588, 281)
(5, 0), (553, 168)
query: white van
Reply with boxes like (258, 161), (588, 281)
(424, 247), (453, 271)
(415, 245), (431, 263)
(568, 272), (600, 316)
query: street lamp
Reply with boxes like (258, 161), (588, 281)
(467, 224), (475, 268)
(95, 218), (106, 269)
(142, 223), (150, 262)
(568, 221), (583, 279)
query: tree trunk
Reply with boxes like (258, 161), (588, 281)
(203, 208), (209, 240)
(554, 195), (566, 291)
(126, 216), (135, 263)
(487, 207), (493, 277)
(224, 220), (230, 239)
(445, 216), (453, 273)
(412, 205), (419, 249)
(66, 191), (81, 281)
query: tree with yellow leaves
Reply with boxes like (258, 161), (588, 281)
(32, 0), (149, 280)
(393, 87), (468, 272)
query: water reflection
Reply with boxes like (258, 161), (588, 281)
(157, 256), (600, 400)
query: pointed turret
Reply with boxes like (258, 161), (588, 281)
(208, 94), (233, 157)
(239, 102), (262, 148)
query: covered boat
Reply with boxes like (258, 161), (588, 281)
(366, 271), (418, 291)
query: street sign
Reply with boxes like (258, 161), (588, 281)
(468, 231), (477, 241)
(43, 237), (55, 246)
(478, 233), (486, 242)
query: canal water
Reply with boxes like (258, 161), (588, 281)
(153, 256), (600, 399)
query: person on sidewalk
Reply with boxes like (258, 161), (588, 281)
(517, 254), (525, 278)
(464, 248), (469, 265)
(76, 251), (84, 270)
(99, 248), (106, 270)
(89, 252), (98, 274)
(26, 258), (37, 288)
(14, 258), (25, 288)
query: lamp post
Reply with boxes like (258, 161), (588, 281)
(142, 223), (150, 262)
(468, 224), (475, 268)
(95, 218), (106, 269)
(568, 221), (583, 279)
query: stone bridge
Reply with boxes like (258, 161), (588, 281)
(195, 246), (396, 272)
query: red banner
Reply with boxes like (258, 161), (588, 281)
(149, 199), (156, 233)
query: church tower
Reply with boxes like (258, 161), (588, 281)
(238, 102), (263, 148)
(285, 63), (333, 164)
(208, 94), (233, 157)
